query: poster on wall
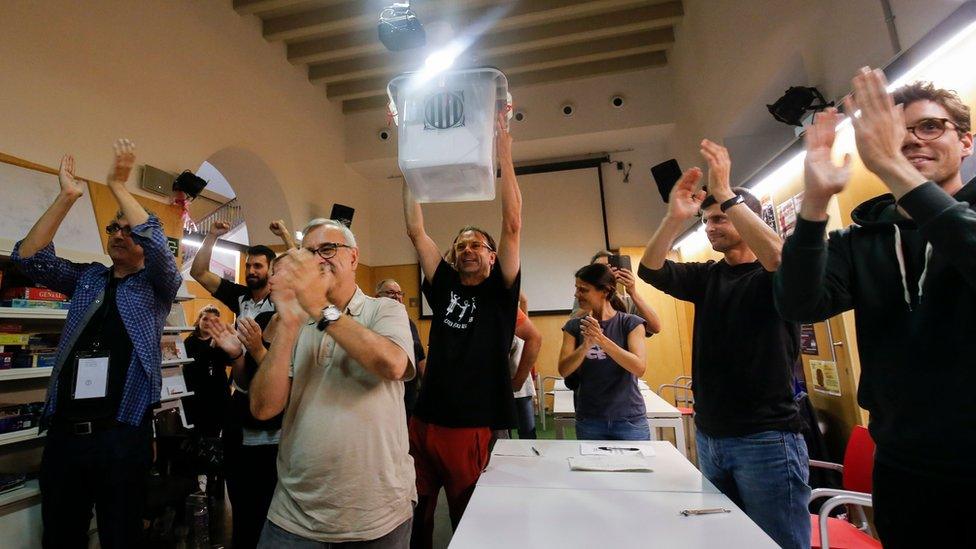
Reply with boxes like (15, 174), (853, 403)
(776, 197), (797, 237)
(809, 359), (841, 396)
(800, 324), (819, 355)
(760, 195), (778, 232)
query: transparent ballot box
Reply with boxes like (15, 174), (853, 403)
(387, 67), (510, 203)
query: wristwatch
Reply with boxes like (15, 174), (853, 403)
(316, 305), (342, 331)
(719, 194), (745, 212)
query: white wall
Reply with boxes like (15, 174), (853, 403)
(0, 0), (373, 260)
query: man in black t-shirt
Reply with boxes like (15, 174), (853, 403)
(638, 140), (809, 549)
(402, 114), (522, 549)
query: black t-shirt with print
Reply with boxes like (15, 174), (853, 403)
(414, 260), (520, 429)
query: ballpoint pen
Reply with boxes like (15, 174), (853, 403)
(596, 446), (641, 452)
(680, 508), (731, 516)
(531, 446), (541, 456)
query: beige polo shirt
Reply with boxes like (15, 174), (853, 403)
(267, 288), (417, 542)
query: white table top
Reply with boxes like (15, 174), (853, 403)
(553, 389), (681, 418)
(483, 440), (718, 494)
(449, 485), (778, 549)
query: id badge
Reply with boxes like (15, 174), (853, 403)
(73, 351), (111, 400)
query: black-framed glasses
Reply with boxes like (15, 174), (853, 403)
(306, 242), (353, 259)
(378, 289), (404, 298)
(906, 118), (958, 141)
(105, 223), (132, 236)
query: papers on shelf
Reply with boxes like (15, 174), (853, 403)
(567, 455), (654, 472)
(579, 442), (655, 457)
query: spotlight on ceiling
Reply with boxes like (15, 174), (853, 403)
(766, 86), (832, 126)
(378, 2), (426, 52)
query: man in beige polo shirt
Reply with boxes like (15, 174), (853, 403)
(249, 218), (417, 548)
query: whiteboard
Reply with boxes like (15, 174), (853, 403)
(421, 167), (606, 314)
(0, 160), (105, 262)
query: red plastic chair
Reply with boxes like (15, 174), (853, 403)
(809, 425), (880, 549)
(657, 377), (695, 460)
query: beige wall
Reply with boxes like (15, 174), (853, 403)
(0, 0), (374, 262)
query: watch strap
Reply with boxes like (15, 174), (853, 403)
(719, 194), (745, 212)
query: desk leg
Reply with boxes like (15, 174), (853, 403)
(646, 419), (658, 441)
(671, 418), (687, 458)
(554, 418), (570, 440)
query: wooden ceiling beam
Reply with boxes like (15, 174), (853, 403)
(340, 51), (667, 112)
(325, 30), (671, 100)
(290, 1), (681, 65)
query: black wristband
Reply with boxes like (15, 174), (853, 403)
(719, 194), (745, 212)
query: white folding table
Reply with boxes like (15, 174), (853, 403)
(450, 440), (777, 548)
(552, 389), (687, 456)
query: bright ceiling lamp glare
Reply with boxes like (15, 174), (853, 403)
(424, 44), (462, 75)
(378, 2), (426, 52)
(766, 87), (832, 126)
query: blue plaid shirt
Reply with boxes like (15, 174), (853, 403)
(12, 216), (181, 427)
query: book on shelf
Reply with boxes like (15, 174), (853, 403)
(161, 366), (188, 397)
(0, 287), (68, 302)
(161, 334), (188, 361)
(1, 299), (70, 310)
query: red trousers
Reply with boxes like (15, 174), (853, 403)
(408, 417), (492, 549)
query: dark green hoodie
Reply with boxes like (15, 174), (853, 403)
(774, 181), (976, 477)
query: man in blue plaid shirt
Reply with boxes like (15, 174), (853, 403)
(12, 139), (180, 548)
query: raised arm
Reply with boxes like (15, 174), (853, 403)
(190, 221), (230, 294)
(18, 155), (85, 259)
(402, 182), (442, 281)
(270, 220), (297, 250)
(700, 139), (783, 271)
(108, 141), (179, 298)
(495, 113), (522, 288)
(614, 268), (662, 334)
(106, 140), (148, 228)
(640, 168), (704, 270)
(774, 107), (856, 321)
(512, 315), (542, 391)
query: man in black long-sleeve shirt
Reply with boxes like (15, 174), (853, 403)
(775, 69), (975, 547)
(639, 140), (809, 549)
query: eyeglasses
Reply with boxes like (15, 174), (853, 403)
(379, 289), (404, 298)
(906, 118), (958, 141)
(305, 242), (353, 259)
(454, 241), (493, 254)
(105, 223), (132, 236)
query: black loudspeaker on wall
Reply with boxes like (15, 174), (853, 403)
(330, 204), (355, 228)
(651, 159), (682, 203)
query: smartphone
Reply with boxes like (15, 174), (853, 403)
(607, 254), (632, 271)
(651, 159), (682, 203)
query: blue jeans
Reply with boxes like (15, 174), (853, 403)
(258, 517), (411, 548)
(514, 396), (536, 439)
(696, 430), (811, 549)
(575, 417), (651, 441)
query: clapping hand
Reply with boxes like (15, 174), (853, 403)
(236, 316), (265, 354)
(666, 168), (706, 221)
(108, 139), (135, 186)
(700, 139), (733, 202)
(580, 315), (604, 347)
(205, 318), (243, 358)
(271, 249), (332, 318)
(58, 154), (84, 199)
(803, 107), (851, 215)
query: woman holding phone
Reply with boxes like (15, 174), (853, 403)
(558, 263), (650, 440)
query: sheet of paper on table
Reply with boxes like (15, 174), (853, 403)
(579, 442), (655, 457)
(567, 455), (654, 472)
